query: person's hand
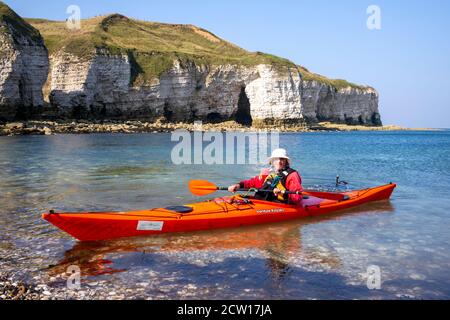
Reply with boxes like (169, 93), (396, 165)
(273, 188), (285, 196)
(228, 184), (240, 193)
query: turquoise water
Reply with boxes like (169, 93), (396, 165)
(0, 131), (449, 299)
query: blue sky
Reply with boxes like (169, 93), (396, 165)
(5, 0), (450, 128)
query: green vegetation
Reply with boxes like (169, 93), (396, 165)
(130, 52), (177, 85)
(297, 66), (367, 91)
(0, 1), (42, 42)
(19, 9), (368, 90)
(25, 17), (103, 59)
(26, 13), (299, 83)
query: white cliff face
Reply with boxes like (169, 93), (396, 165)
(49, 52), (130, 116)
(46, 52), (380, 125)
(0, 3), (380, 125)
(301, 80), (380, 125)
(158, 62), (260, 121)
(245, 64), (303, 121)
(0, 21), (48, 120)
(47, 53), (304, 123)
(0, 36), (20, 108)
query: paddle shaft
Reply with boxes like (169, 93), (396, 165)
(217, 187), (302, 195)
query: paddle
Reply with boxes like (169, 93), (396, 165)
(188, 180), (303, 197)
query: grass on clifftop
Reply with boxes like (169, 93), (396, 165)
(298, 66), (368, 91)
(0, 1), (42, 42)
(27, 14), (298, 84)
(24, 11), (370, 90)
(25, 16), (104, 57)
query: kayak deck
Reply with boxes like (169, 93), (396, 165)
(43, 183), (396, 241)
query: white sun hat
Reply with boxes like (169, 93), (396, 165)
(268, 148), (291, 165)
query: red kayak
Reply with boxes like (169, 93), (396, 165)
(43, 182), (396, 242)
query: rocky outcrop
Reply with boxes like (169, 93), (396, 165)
(46, 52), (379, 125)
(47, 53), (307, 124)
(48, 51), (130, 118)
(301, 81), (380, 125)
(245, 65), (303, 122)
(0, 3), (48, 121)
(0, 2), (381, 126)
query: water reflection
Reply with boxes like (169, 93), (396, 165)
(49, 201), (394, 282)
(4, 131), (447, 298)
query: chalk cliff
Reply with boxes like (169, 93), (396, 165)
(300, 80), (380, 125)
(46, 52), (307, 124)
(0, 2), (48, 121)
(45, 50), (379, 126)
(0, 2), (381, 126)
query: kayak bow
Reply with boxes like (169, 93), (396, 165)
(42, 183), (396, 242)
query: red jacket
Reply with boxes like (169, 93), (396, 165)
(240, 169), (303, 204)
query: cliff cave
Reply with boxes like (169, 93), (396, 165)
(235, 87), (252, 126)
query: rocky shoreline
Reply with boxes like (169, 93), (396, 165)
(0, 273), (39, 300)
(0, 271), (142, 300)
(0, 120), (431, 136)
(0, 270), (210, 300)
(1, 2), (389, 141)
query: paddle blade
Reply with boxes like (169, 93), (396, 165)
(189, 180), (219, 196)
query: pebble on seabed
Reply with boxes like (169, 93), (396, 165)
(0, 273), (39, 300)
(0, 272), (121, 300)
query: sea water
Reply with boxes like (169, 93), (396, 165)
(0, 130), (449, 299)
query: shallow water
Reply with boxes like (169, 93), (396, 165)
(0, 131), (449, 299)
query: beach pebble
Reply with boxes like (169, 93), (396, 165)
(138, 282), (149, 287)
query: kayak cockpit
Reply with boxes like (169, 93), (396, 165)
(163, 205), (194, 213)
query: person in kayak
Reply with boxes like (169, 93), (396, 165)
(228, 148), (303, 204)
